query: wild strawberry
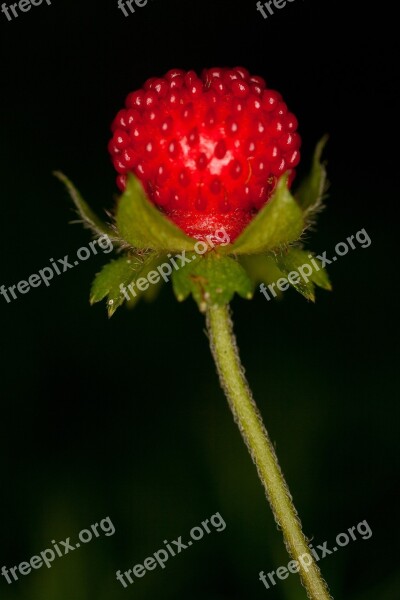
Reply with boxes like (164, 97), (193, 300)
(109, 67), (301, 241)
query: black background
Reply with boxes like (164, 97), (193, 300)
(1, 0), (399, 599)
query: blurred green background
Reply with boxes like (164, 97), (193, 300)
(0, 0), (398, 599)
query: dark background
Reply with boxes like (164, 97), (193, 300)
(1, 0), (398, 599)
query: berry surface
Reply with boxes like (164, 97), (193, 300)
(109, 67), (301, 241)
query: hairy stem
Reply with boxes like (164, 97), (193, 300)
(206, 303), (333, 600)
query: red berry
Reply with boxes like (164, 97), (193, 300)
(109, 68), (301, 242)
(261, 90), (281, 112)
(112, 130), (130, 150)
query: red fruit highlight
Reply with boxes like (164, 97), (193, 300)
(109, 67), (301, 242)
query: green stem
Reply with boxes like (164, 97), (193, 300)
(206, 304), (333, 600)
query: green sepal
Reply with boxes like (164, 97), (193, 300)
(125, 253), (168, 310)
(54, 171), (114, 238)
(90, 252), (158, 317)
(115, 174), (197, 252)
(172, 252), (253, 312)
(295, 135), (329, 217)
(239, 254), (286, 298)
(276, 248), (332, 302)
(222, 174), (304, 256)
(239, 248), (331, 303)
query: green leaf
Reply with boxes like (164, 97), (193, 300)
(223, 174), (304, 256)
(276, 248), (332, 302)
(172, 253), (253, 312)
(90, 252), (158, 317)
(54, 171), (114, 237)
(115, 174), (196, 252)
(295, 135), (329, 215)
